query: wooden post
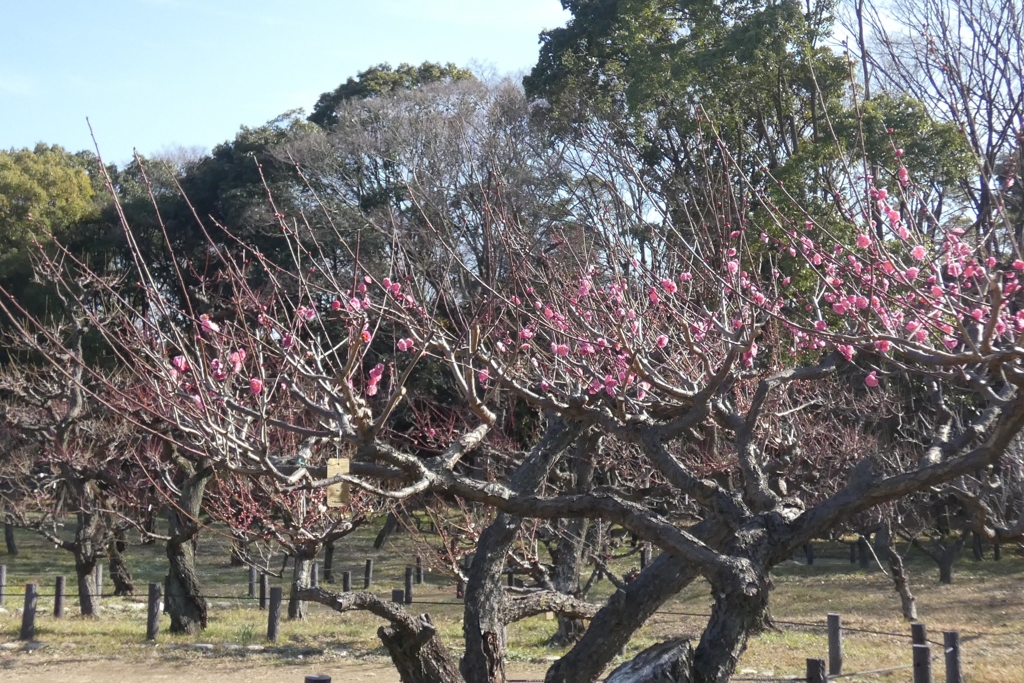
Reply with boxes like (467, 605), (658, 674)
(54, 576), (66, 618)
(267, 586), (282, 642)
(944, 631), (963, 683)
(147, 582), (161, 641)
(508, 570), (515, 587)
(913, 643), (932, 683)
(415, 555), (423, 584)
(311, 561), (319, 589)
(803, 542), (814, 565)
(405, 566), (414, 604)
(0, 564), (7, 607)
(912, 622), (927, 645)
(827, 613), (843, 675)
(20, 583), (38, 641)
(259, 573), (269, 610)
(305, 676), (331, 682)
(391, 589), (404, 604)
(456, 579), (465, 599)
(806, 658), (826, 683)
(364, 558), (373, 589)
(4, 521), (16, 556)
(993, 543), (1002, 561)
(342, 570), (351, 593)
(248, 566), (257, 598)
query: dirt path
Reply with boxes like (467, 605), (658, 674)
(0, 654), (552, 682)
(0, 656), (397, 682)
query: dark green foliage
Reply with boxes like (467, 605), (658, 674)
(309, 61), (475, 128)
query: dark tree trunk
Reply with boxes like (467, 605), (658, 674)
(324, 540), (336, 583)
(379, 613), (464, 683)
(971, 531), (984, 560)
(374, 512), (401, 550)
(549, 450), (595, 647)
(4, 521), (17, 555)
(70, 508), (105, 617)
(288, 546), (316, 620)
(463, 418), (580, 683)
(165, 463), (212, 634)
(108, 528), (135, 596)
(878, 524), (915, 620)
(298, 586), (462, 683)
(544, 518), (725, 683)
(73, 544), (99, 617)
(605, 638), (694, 683)
(857, 535), (871, 569)
(691, 562), (772, 683)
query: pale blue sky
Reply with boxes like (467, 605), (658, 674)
(1, 0), (569, 166)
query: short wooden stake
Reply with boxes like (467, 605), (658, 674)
(342, 570), (351, 593)
(0, 564), (6, 606)
(827, 613), (843, 675)
(415, 555), (423, 584)
(54, 575), (66, 618)
(146, 582), (161, 641)
(391, 589), (404, 604)
(806, 658), (826, 683)
(913, 643), (932, 683)
(248, 565), (257, 598)
(944, 631), (963, 683)
(267, 586), (282, 642)
(20, 582), (38, 641)
(912, 621), (927, 645)
(404, 566), (414, 604)
(259, 572), (269, 610)
(508, 570), (514, 587)
(364, 558), (373, 589)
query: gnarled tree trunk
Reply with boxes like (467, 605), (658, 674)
(298, 586), (462, 683)
(108, 527), (135, 596)
(166, 462), (212, 634)
(288, 545), (317, 620)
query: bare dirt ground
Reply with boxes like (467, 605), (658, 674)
(0, 654), (551, 682)
(0, 655), (398, 682)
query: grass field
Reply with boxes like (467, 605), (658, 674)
(1, 522), (1021, 682)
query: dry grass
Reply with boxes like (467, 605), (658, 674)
(1, 524), (1021, 682)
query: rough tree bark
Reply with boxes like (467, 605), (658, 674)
(4, 520), (17, 555)
(462, 418), (581, 683)
(548, 440), (596, 646)
(108, 526), (135, 596)
(165, 460), (213, 634)
(297, 587), (463, 683)
(288, 545), (317, 620)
